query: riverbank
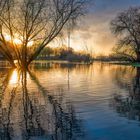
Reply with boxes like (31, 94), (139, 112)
(33, 60), (93, 65)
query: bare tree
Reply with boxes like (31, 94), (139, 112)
(111, 7), (140, 62)
(0, 0), (88, 68)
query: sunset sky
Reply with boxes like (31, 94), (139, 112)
(64, 0), (140, 56)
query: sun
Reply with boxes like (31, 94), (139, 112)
(27, 41), (34, 47)
(4, 33), (34, 46)
(13, 38), (22, 44)
(4, 34), (11, 41)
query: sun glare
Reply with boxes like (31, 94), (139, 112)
(4, 33), (34, 46)
(9, 69), (19, 86)
(13, 38), (22, 44)
(27, 41), (34, 47)
(5, 34), (11, 41)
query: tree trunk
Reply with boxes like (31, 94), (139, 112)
(9, 61), (16, 68)
(136, 52), (140, 62)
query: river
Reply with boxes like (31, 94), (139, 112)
(0, 62), (140, 140)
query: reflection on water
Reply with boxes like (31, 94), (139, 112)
(9, 70), (21, 86)
(110, 67), (140, 121)
(1, 62), (140, 140)
(0, 67), (83, 140)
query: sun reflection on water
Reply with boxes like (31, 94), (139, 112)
(9, 69), (20, 86)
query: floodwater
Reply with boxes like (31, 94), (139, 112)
(0, 61), (140, 140)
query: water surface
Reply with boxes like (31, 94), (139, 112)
(0, 62), (140, 140)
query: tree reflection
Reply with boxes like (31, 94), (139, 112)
(0, 68), (83, 140)
(28, 70), (83, 140)
(0, 69), (19, 140)
(110, 66), (140, 121)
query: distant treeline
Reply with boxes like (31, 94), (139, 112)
(0, 48), (131, 62)
(95, 53), (130, 62)
(38, 46), (93, 63)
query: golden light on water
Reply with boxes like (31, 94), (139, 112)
(9, 69), (19, 86)
(9, 69), (31, 87)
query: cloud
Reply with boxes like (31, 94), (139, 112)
(67, 0), (140, 55)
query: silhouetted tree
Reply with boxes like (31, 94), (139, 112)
(0, 0), (88, 68)
(111, 7), (140, 62)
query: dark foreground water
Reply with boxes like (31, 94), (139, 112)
(0, 62), (140, 140)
